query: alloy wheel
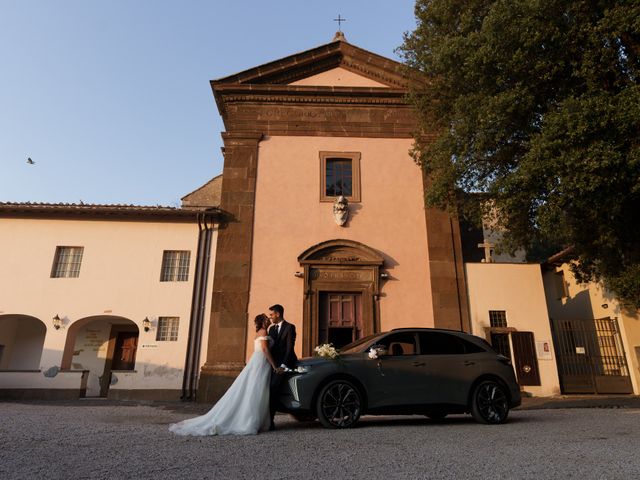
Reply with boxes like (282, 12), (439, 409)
(471, 380), (509, 424)
(317, 380), (362, 428)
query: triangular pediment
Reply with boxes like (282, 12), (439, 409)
(212, 36), (410, 89)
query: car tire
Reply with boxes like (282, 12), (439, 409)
(470, 380), (510, 424)
(425, 409), (448, 421)
(316, 379), (362, 429)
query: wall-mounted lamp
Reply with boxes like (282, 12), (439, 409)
(294, 272), (304, 278)
(380, 272), (389, 279)
(52, 314), (63, 330)
(143, 317), (151, 332)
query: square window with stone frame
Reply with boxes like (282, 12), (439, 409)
(156, 317), (180, 341)
(51, 246), (84, 278)
(489, 310), (508, 328)
(160, 250), (190, 282)
(319, 151), (361, 202)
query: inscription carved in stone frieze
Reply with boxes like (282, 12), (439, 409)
(321, 256), (360, 262)
(310, 269), (371, 281)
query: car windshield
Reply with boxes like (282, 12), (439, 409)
(339, 334), (380, 354)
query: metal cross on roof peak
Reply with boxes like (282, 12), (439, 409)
(333, 14), (346, 32)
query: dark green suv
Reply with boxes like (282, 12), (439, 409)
(278, 328), (521, 428)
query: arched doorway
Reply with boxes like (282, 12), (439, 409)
(298, 239), (385, 356)
(61, 316), (139, 397)
(0, 315), (46, 370)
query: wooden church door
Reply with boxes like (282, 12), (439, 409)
(319, 292), (362, 349)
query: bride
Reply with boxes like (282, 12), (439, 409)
(169, 314), (277, 436)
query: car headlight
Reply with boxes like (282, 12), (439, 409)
(287, 376), (301, 401)
(295, 366), (310, 374)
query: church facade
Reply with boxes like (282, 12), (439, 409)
(196, 33), (469, 401)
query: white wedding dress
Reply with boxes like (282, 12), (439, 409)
(169, 336), (272, 436)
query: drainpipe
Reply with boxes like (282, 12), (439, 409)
(181, 213), (214, 400)
(190, 219), (213, 399)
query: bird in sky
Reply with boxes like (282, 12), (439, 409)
(26, 157), (35, 165)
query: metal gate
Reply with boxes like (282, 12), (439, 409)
(550, 317), (632, 394)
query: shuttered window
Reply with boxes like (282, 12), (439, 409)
(160, 250), (190, 282)
(51, 246), (84, 278)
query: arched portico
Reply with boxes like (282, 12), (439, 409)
(0, 315), (46, 370)
(61, 315), (139, 397)
(298, 239), (385, 356)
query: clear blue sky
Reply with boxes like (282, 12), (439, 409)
(0, 0), (416, 206)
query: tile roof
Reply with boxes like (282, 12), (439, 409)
(0, 202), (224, 221)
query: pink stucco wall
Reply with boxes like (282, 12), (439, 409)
(289, 67), (389, 87)
(246, 135), (433, 358)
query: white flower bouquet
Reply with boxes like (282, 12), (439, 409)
(368, 345), (386, 359)
(314, 343), (339, 360)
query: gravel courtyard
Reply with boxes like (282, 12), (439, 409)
(1, 401), (640, 480)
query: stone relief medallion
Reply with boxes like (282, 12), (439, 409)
(333, 195), (349, 226)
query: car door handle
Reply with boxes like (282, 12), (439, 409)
(412, 361), (426, 367)
(464, 361), (475, 366)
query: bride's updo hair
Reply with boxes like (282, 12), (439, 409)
(254, 313), (269, 332)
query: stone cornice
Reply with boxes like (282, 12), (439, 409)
(213, 84), (409, 121)
(212, 84), (416, 138)
(214, 84), (407, 96)
(226, 94), (407, 105)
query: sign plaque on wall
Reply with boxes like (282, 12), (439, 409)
(83, 328), (107, 353)
(536, 340), (554, 360)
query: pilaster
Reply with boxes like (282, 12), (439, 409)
(197, 132), (262, 403)
(422, 170), (471, 332)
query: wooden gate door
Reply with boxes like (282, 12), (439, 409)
(551, 317), (632, 394)
(100, 329), (139, 397)
(112, 332), (138, 370)
(511, 332), (541, 386)
(319, 293), (362, 349)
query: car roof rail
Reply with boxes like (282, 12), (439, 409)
(390, 327), (467, 334)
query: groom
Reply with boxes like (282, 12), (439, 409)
(267, 304), (297, 430)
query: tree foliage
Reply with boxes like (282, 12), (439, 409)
(400, 0), (640, 308)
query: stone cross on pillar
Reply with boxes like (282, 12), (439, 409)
(478, 242), (495, 263)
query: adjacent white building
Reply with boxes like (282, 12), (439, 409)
(0, 195), (222, 400)
(465, 262), (561, 397)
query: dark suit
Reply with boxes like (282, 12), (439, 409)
(269, 320), (297, 426)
